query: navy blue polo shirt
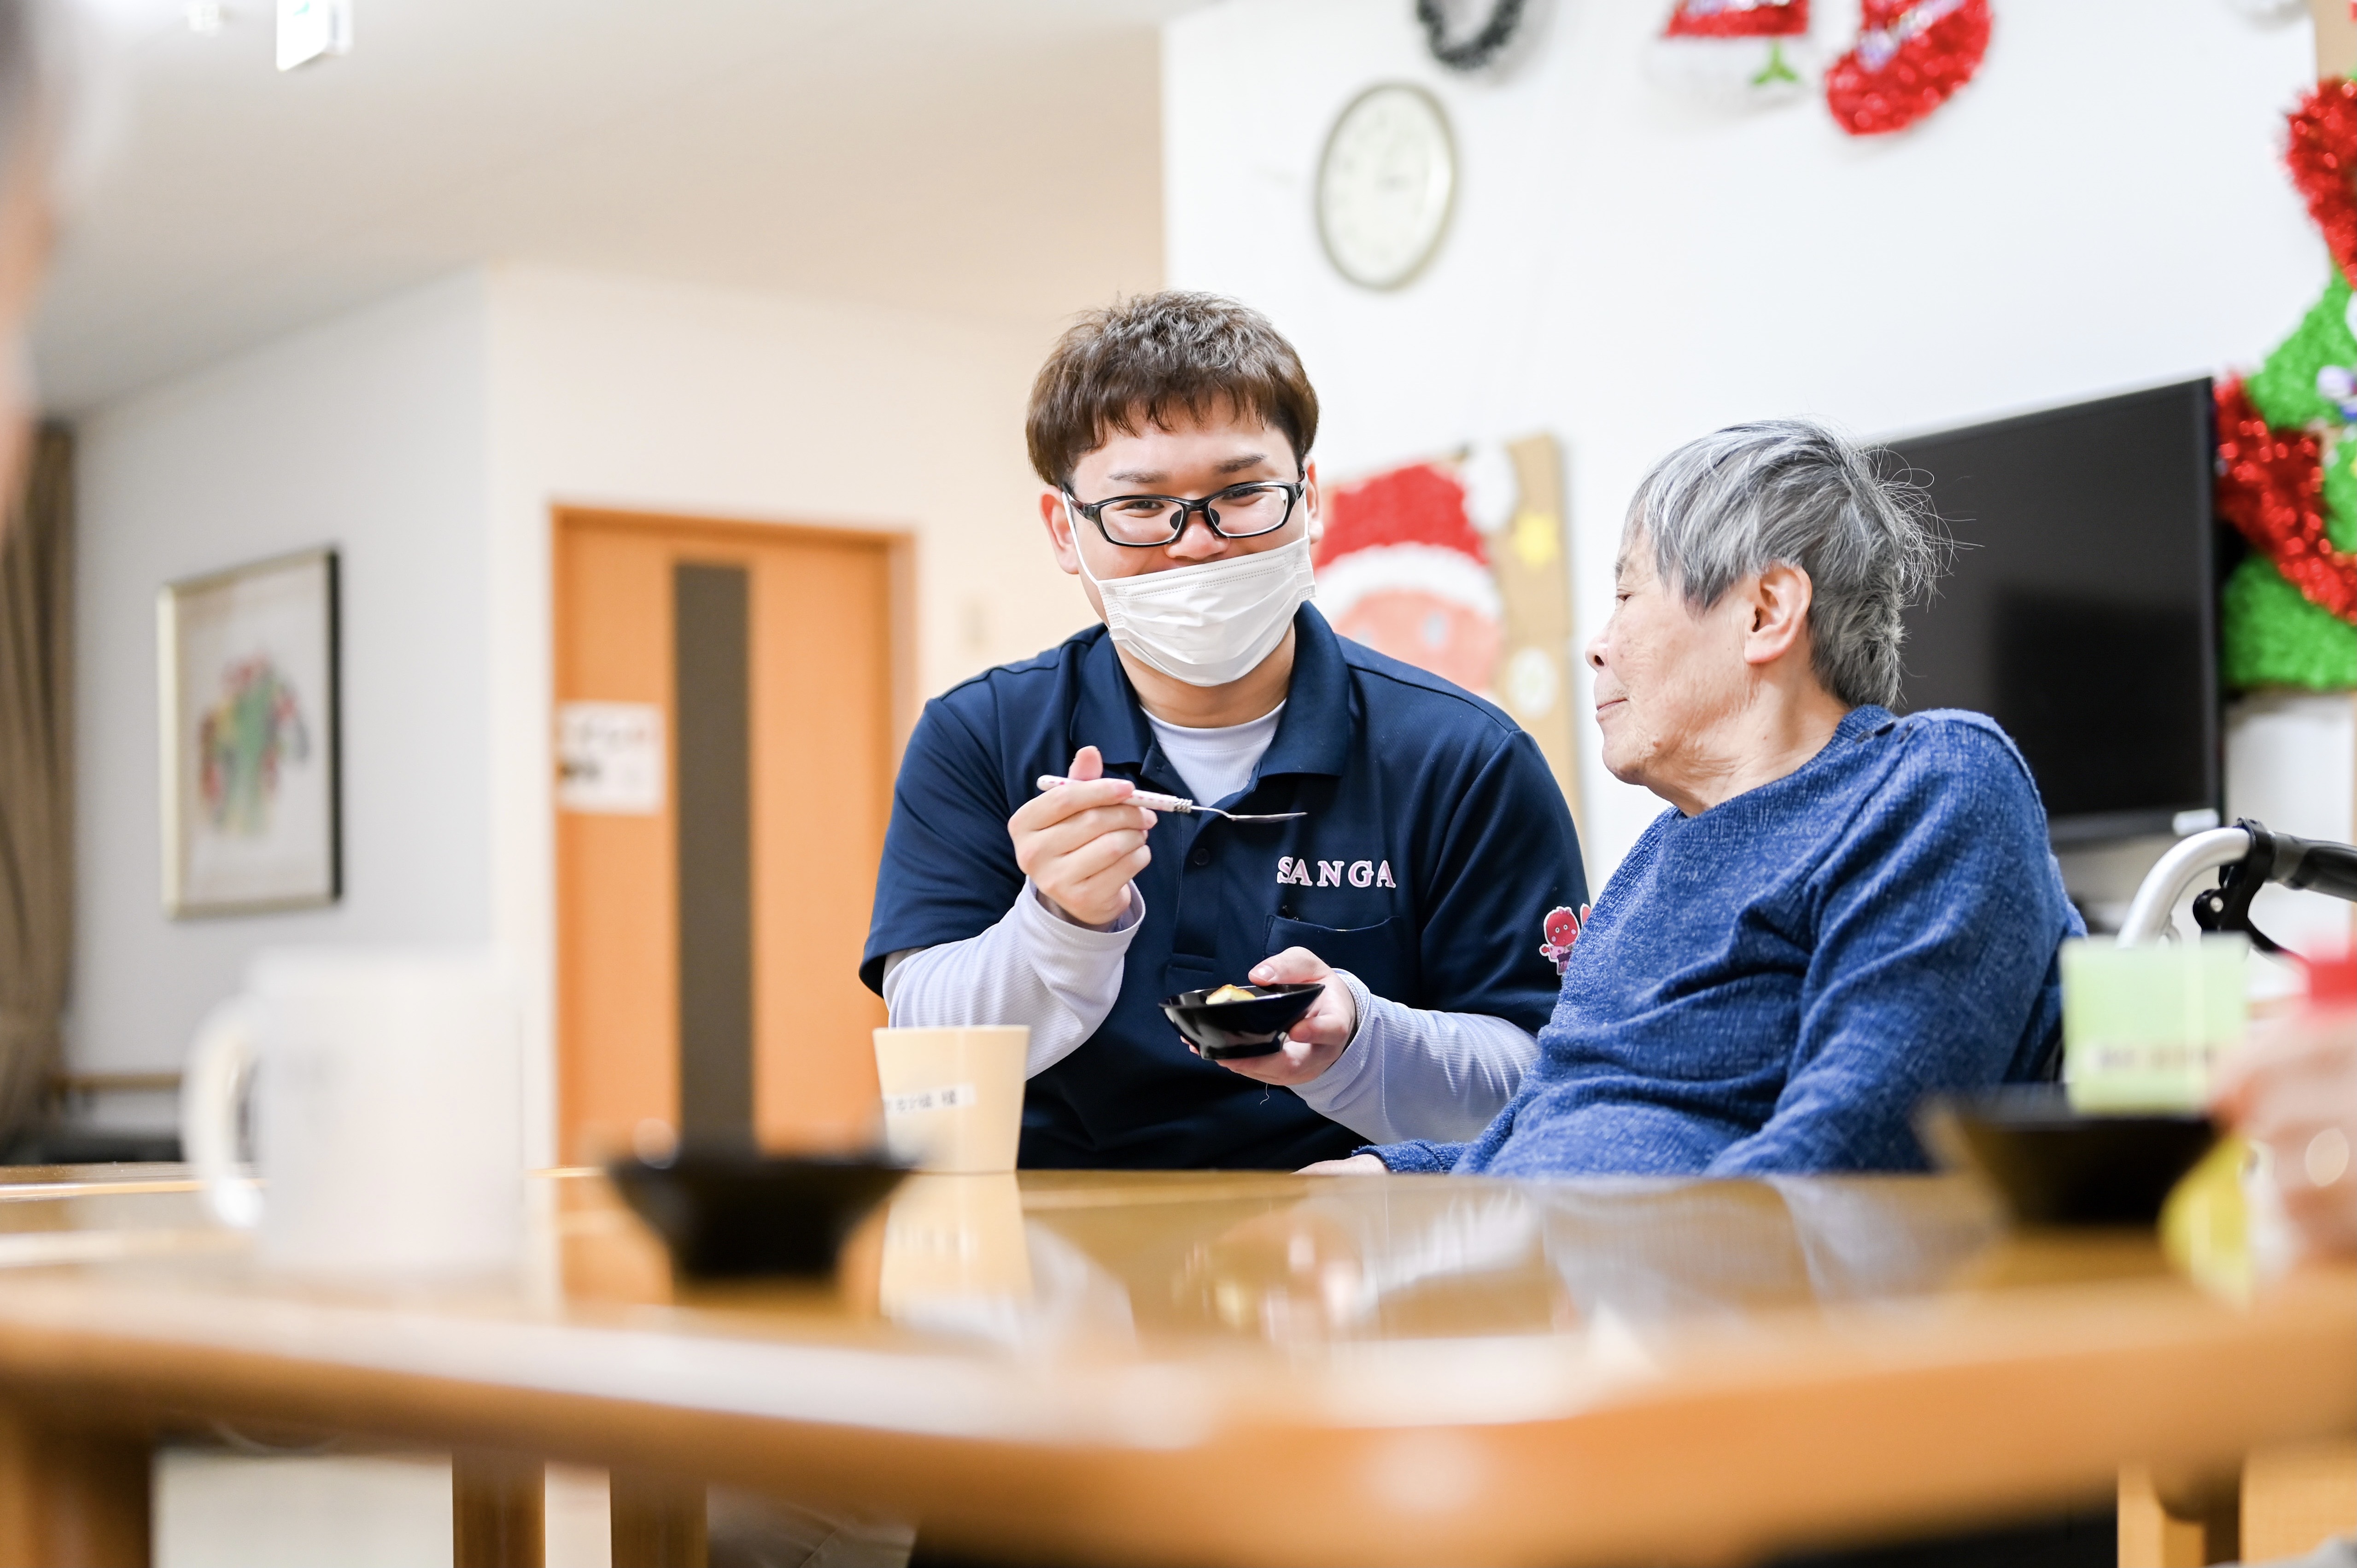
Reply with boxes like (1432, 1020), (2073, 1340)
(860, 605), (1588, 1171)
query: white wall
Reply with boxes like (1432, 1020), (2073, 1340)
(480, 264), (1095, 1161)
(1164, 0), (2328, 881)
(71, 276), (494, 1116)
(69, 262), (1101, 1149)
(485, 264), (1086, 701)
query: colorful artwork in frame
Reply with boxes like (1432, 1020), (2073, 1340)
(158, 548), (340, 916)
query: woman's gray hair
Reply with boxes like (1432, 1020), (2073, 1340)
(1624, 419), (1944, 710)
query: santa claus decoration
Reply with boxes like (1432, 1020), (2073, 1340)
(1315, 460), (1505, 699)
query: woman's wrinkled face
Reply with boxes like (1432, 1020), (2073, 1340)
(1585, 530), (1751, 795)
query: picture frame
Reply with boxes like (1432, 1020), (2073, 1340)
(158, 547), (341, 916)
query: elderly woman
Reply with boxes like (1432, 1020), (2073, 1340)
(1316, 419), (2082, 1177)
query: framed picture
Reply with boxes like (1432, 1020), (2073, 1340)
(158, 548), (341, 916)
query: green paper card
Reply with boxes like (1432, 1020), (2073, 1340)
(2060, 937), (2248, 1113)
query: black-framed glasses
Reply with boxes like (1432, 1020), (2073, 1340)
(1065, 479), (1306, 548)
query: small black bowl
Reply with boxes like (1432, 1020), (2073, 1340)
(1160, 982), (1324, 1061)
(1915, 1087), (2220, 1228)
(607, 1150), (909, 1278)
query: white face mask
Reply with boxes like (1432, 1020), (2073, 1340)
(1073, 517), (1318, 688)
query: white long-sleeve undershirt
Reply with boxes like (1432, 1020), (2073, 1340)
(1295, 970), (1535, 1143)
(878, 701), (1538, 1143)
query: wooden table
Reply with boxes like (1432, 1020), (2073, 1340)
(0, 1163), (2342, 1568)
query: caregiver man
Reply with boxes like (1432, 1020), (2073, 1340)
(860, 291), (1586, 1169)
(1319, 418), (2085, 1178)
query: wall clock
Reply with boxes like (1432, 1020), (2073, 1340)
(1315, 83), (1456, 291)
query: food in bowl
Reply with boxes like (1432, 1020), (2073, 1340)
(1159, 982), (1324, 1061)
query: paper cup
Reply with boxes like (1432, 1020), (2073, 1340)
(2061, 936), (2248, 1113)
(872, 1026), (1027, 1173)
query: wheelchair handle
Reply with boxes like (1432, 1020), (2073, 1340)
(2116, 818), (2357, 950)
(2268, 826), (2357, 903)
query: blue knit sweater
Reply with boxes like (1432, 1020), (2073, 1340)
(1370, 706), (2082, 1177)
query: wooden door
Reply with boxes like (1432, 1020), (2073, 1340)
(554, 508), (902, 1163)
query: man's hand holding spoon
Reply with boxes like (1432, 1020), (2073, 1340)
(1010, 746), (1155, 929)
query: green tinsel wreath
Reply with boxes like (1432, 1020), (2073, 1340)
(2222, 553), (2357, 688)
(2245, 271), (2355, 428)
(2226, 268), (2357, 691)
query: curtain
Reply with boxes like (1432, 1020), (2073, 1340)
(0, 426), (72, 1142)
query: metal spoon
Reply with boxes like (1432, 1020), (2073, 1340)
(1034, 775), (1306, 823)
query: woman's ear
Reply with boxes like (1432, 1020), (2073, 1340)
(1743, 561), (1814, 668)
(1302, 458), (1322, 547)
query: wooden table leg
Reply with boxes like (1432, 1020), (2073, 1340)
(0, 1404), (150, 1568)
(2121, 1463), (2242, 1568)
(454, 1449), (544, 1568)
(610, 1470), (705, 1568)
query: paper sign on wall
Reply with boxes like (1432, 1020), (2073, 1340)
(276, 0), (352, 70)
(557, 702), (664, 815)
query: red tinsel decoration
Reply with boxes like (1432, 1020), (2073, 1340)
(1662, 0), (1807, 41)
(1824, 0), (1991, 137)
(2216, 379), (2357, 625)
(2285, 79), (2357, 289)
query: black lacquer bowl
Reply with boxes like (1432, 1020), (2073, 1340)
(1915, 1087), (2220, 1227)
(607, 1150), (908, 1278)
(1160, 982), (1324, 1061)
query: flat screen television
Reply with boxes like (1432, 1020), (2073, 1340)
(1881, 379), (2222, 845)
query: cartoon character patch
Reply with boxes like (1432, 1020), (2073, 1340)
(1539, 904), (1591, 976)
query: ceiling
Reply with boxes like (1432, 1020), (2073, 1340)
(34, 0), (1199, 412)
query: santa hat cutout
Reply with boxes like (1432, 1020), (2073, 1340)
(1650, 0), (1817, 106)
(1316, 462), (1503, 629)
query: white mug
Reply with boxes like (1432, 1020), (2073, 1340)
(181, 948), (524, 1277)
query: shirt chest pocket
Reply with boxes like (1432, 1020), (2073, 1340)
(1264, 914), (1418, 999)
